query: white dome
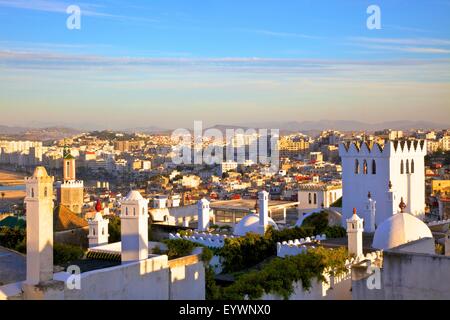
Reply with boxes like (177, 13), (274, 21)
(372, 212), (432, 250)
(124, 190), (144, 201)
(233, 214), (278, 236)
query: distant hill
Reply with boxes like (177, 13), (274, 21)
(0, 125), (82, 141)
(239, 120), (449, 133)
(123, 126), (170, 134)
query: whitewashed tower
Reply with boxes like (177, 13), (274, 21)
(197, 198), (210, 232)
(25, 166), (54, 285)
(339, 140), (426, 231)
(88, 200), (109, 248)
(120, 190), (149, 262)
(347, 208), (364, 258)
(364, 192), (376, 233)
(258, 190), (269, 235)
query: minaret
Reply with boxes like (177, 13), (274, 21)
(347, 208), (364, 258)
(88, 199), (109, 248)
(197, 198), (210, 232)
(364, 192), (376, 232)
(258, 190), (269, 235)
(120, 190), (149, 263)
(24, 166), (54, 285)
(58, 145), (84, 215)
(63, 145), (76, 182)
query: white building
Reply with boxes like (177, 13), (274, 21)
(298, 183), (342, 211)
(339, 140), (426, 231)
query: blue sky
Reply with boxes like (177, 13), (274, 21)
(0, 0), (449, 129)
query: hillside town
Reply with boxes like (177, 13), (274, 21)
(0, 127), (449, 300)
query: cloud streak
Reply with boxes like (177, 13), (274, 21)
(0, 0), (158, 22)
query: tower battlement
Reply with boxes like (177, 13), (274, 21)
(60, 180), (84, 187)
(339, 140), (426, 157)
(25, 175), (54, 184)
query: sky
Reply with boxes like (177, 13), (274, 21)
(0, 0), (449, 130)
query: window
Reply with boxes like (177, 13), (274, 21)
(372, 159), (376, 174)
(406, 159), (410, 174)
(313, 193), (317, 205)
(400, 160), (404, 174)
(355, 159), (360, 174)
(44, 187), (48, 197)
(411, 159), (415, 173)
(363, 160), (368, 174)
(93, 228), (96, 236)
(102, 228), (105, 235)
(31, 188), (34, 198)
(133, 208), (136, 216)
(308, 193), (312, 204)
(125, 207), (128, 216)
(142, 208), (145, 216)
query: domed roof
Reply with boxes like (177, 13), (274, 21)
(124, 190), (144, 201)
(233, 213), (278, 236)
(32, 166), (49, 178)
(372, 212), (433, 250)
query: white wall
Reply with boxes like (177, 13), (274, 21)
(352, 250), (450, 300)
(260, 271), (351, 300)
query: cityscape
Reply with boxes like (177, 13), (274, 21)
(0, 0), (449, 306)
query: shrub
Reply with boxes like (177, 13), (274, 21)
(301, 211), (329, 234)
(163, 239), (196, 260)
(216, 214), (346, 274)
(218, 233), (275, 273)
(53, 243), (85, 265)
(108, 216), (121, 243)
(0, 226), (25, 251)
(219, 246), (348, 300)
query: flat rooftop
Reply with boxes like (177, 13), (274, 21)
(0, 246), (26, 286)
(210, 199), (299, 212)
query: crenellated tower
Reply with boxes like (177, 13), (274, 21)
(339, 140), (426, 231)
(57, 145), (84, 215)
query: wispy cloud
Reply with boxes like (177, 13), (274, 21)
(351, 37), (450, 46)
(349, 36), (450, 55)
(0, 0), (158, 23)
(240, 28), (322, 40)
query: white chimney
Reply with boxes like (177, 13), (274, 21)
(120, 190), (149, 263)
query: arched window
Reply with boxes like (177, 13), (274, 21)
(363, 160), (368, 174)
(93, 228), (96, 236)
(133, 208), (136, 216)
(44, 187), (48, 197)
(411, 159), (415, 173)
(308, 193), (312, 204)
(31, 188), (34, 198)
(355, 159), (360, 174)
(406, 159), (410, 174)
(372, 159), (376, 174)
(400, 160), (404, 174)
(313, 193), (317, 205)
(102, 228), (105, 235)
(125, 207), (128, 216)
